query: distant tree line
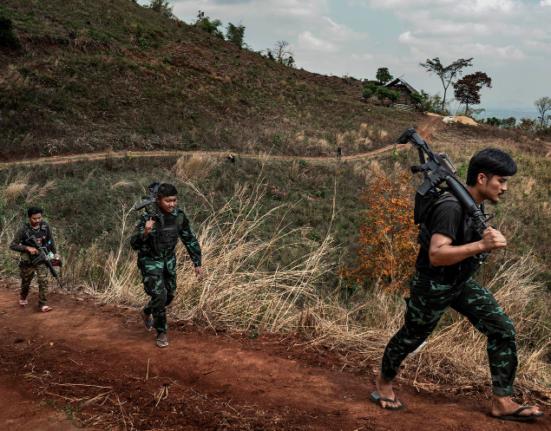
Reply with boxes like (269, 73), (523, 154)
(479, 96), (551, 135)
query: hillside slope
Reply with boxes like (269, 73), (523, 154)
(0, 0), (419, 160)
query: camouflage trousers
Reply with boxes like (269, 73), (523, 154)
(381, 273), (517, 396)
(138, 254), (177, 336)
(20, 263), (49, 307)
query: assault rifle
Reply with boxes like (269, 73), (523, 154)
(25, 234), (63, 289)
(134, 181), (160, 220)
(397, 127), (493, 285)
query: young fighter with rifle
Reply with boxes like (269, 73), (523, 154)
(9, 207), (62, 312)
(131, 182), (203, 348)
(371, 128), (543, 422)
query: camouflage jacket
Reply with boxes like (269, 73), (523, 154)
(9, 221), (57, 263)
(130, 207), (202, 267)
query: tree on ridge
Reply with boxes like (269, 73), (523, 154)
(226, 23), (246, 48)
(376, 68), (393, 85)
(419, 57), (473, 111)
(453, 71), (492, 115)
(534, 97), (551, 127)
(148, 0), (174, 19)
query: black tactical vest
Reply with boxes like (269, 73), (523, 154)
(417, 193), (486, 284)
(152, 213), (179, 252)
(24, 223), (49, 250)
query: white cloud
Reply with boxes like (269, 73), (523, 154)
(370, 0), (522, 17)
(298, 31), (340, 52)
(171, 0), (330, 21)
(321, 17), (368, 42)
(449, 0), (521, 17)
(541, 0), (551, 6)
(524, 39), (551, 52)
(399, 31), (526, 60)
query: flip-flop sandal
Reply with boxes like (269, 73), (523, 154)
(370, 392), (406, 411)
(494, 407), (544, 422)
(41, 305), (52, 313)
(139, 308), (153, 331)
(156, 338), (169, 348)
(19, 299), (28, 308)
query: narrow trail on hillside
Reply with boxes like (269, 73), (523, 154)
(0, 143), (409, 171)
(0, 286), (548, 431)
(0, 116), (447, 171)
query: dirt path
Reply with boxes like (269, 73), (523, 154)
(0, 144), (409, 171)
(0, 115), (448, 171)
(0, 284), (548, 431)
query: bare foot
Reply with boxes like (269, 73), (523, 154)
(491, 395), (542, 419)
(375, 375), (403, 409)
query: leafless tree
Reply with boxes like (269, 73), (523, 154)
(275, 41), (293, 61)
(267, 40), (295, 66)
(534, 97), (551, 127)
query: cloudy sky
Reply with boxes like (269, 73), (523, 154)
(140, 0), (551, 108)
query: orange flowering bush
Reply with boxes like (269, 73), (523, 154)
(345, 173), (418, 292)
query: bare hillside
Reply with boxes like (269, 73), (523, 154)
(0, 0), (419, 159)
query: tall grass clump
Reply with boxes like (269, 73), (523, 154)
(173, 154), (218, 182)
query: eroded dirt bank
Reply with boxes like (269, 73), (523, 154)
(0, 284), (548, 431)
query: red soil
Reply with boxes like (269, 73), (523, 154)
(0, 283), (548, 431)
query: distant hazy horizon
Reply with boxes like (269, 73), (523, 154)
(475, 106), (540, 121)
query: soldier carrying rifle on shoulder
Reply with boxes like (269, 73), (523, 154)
(131, 183), (203, 349)
(371, 128), (543, 422)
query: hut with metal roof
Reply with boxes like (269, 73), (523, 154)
(384, 78), (419, 105)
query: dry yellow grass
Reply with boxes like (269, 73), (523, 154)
(111, 180), (135, 190)
(368, 160), (382, 176)
(2, 173), (29, 205)
(3, 182), (27, 205)
(173, 154), (217, 182)
(25, 180), (56, 204)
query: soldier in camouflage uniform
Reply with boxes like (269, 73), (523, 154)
(131, 183), (203, 348)
(372, 149), (543, 421)
(9, 207), (59, 312)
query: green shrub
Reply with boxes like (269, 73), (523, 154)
(195, 17), (224, 39)
(409, 93), (423, 106)
(147, 0), (174, 19)
(362, 83), (378, 100)
(376, 86), (390, 102)
(226, 23), (245, 48)
(388, 91), (400, 104)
